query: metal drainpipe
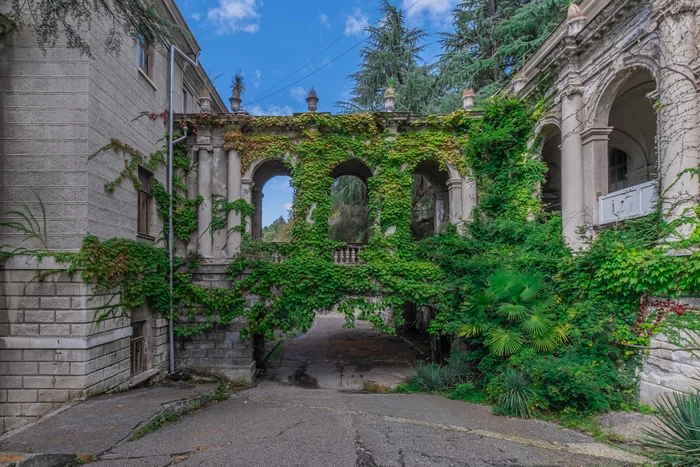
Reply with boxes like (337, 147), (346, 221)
(168, 45), (201, 375)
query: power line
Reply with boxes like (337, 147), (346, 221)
(249, 7), (383, 101)
(244, 0), (425, 108)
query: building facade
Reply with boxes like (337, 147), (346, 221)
(513, 0), (700, 401)
(0, 1), (226, 433)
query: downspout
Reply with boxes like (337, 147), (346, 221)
(168, 45), (200, 375)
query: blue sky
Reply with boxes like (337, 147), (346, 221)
(176, 0), (459, 225)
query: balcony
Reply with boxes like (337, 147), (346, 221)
(599, 180), (658, 225)
(243, 244), (366, 265)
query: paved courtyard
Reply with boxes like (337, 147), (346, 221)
(1, 313), (647, 466)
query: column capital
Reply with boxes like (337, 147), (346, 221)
(193, 145), (214, 153)
(446, 178), (463, 190)
(581, 127), (613, 145)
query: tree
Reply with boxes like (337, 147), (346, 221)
(342, 0), (430, 112)
(438, 0), (569, 100)
(2, 0), (178, 57)
(329, 176), (369, 244)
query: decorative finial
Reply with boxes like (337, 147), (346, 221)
(566, 3), (586, 36)
(199, 89), (213, 115)
(512, 75), (527, 94)
(383, 83), (397, 112)
(230, 71), (245, 113)
(306, 86), (319, 112)
(462, 88), (475, 110)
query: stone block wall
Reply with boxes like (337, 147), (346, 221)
(0, 29), (91, 252)
(0, 256), (167, 434)
(640, 332), (700, 404)
(174, 265), (255, 382)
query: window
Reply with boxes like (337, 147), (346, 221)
(183, 88), (189, 113)
(608, 148), (628, 193)
(138, 167), (153, 237)
(138, 33), (152, 77)
(130, 321), (146, 375)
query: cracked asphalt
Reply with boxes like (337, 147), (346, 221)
(90, 313), (646, 466)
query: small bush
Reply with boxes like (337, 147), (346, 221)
(410, 363), (457, 393)
(494, 368), (536, 418)
(643, 391), (700, 467)
(448, 382), (487, 404)
(446, 352), (475, 383)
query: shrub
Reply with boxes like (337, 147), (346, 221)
(447, 352), (475, 383)
(494, 368), (536, 418)
(410, 363), (457, 392)
(448, 382), (488, 404)
(643, 391), (700, 466)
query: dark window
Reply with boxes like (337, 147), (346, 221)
(137, 167), (152, 237)
(608, 148), (628, 193)
(183, 88), (189, 113)
(130, 321), (146, 375)
(138, 33), (152, 77)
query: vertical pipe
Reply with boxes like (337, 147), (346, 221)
(168, 45), (175, 375)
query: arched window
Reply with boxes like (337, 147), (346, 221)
(329, 159), (372, 244)
(540, 125), (562, 212)
(329, 175), (369, 243)
(250, 159), (293, 242)
(411, 159), (449, 240)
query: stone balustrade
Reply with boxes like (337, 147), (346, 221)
(334, 244), (364, 265)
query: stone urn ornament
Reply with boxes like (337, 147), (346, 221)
(306, 86), (319, 112)
(462, 88), (475, 110)
(230, 72), (244, 113)
(199, 89), (212, 115)
(383, 80), (397, 112)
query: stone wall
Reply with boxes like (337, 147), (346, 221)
(174, 265), (255, 382)
(639, 299), (700, 404)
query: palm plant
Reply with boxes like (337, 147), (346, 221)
(643, 390), (700, 466)
(458, 270), (568, 357)
(231, 71), (245, 98)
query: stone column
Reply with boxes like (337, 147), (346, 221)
(241, 179), (254, 236)
(581, 127), (613, 226)
(461, 176), (477, 221)
(197, 145), (213, 259)
(434, 191), (447, 233)
(226, 149), (242, 258)
(656, 2), (700, 237)
(252, 187), (264, 239)
(560, 86), (586, 249)
(446, 178), (463, 223)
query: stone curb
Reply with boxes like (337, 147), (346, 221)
(0, 453), (77, 467)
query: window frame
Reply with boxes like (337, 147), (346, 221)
(137, 167), (154, 239)
(138, 33), (153, 78)
(608, 148), (628, 193)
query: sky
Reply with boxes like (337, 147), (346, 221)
(176, 0), (459, 225)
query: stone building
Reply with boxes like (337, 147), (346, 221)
(512, 0), (700, 402)
(0, 1), (226, 433)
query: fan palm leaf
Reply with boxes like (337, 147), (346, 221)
(496, 302), (529, 320)
(487, 327), (524, 357)
(519, 312), (554, 338)
(518, 274), (544, 302)
(487, 269), (523, 300)
(458, 321), (489, 338)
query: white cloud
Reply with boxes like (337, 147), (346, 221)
(290, 86), (306, 102)
(190, 12), (201, 22)
(319, 12), (330, 29)
(254, 69), (262, 88)
(284, 202), (293, 211)
(248, 104), (294, 116)
(402, 0), (457, 27)
(344, 9), (368, 37)
(207, 0), (262, 35)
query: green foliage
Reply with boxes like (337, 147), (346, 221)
(493, 368), (537, 418)
(643, 391), (700, 466)
(0, 194), (48, 254)
(448, 382), (488, 404)
(409, 363), (458, 393)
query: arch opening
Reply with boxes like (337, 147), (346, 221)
(329, 175), (370, 244)
(605, 69), (658, 192)
(250, 158), (293, 241)
(411, 159), (449, 240)
(540, 125), (562, 213)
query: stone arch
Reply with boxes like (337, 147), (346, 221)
(537, 122), (563, 212)
(329, 158), (372, 244)
(246, 157), (294, 240)
(411, 158), (450, 239)
(592, 67), (658, 193)
(591, 62), (658, 129)
(330, 158), (373, 183)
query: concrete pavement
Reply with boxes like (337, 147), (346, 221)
(1, 313), (650, 466)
